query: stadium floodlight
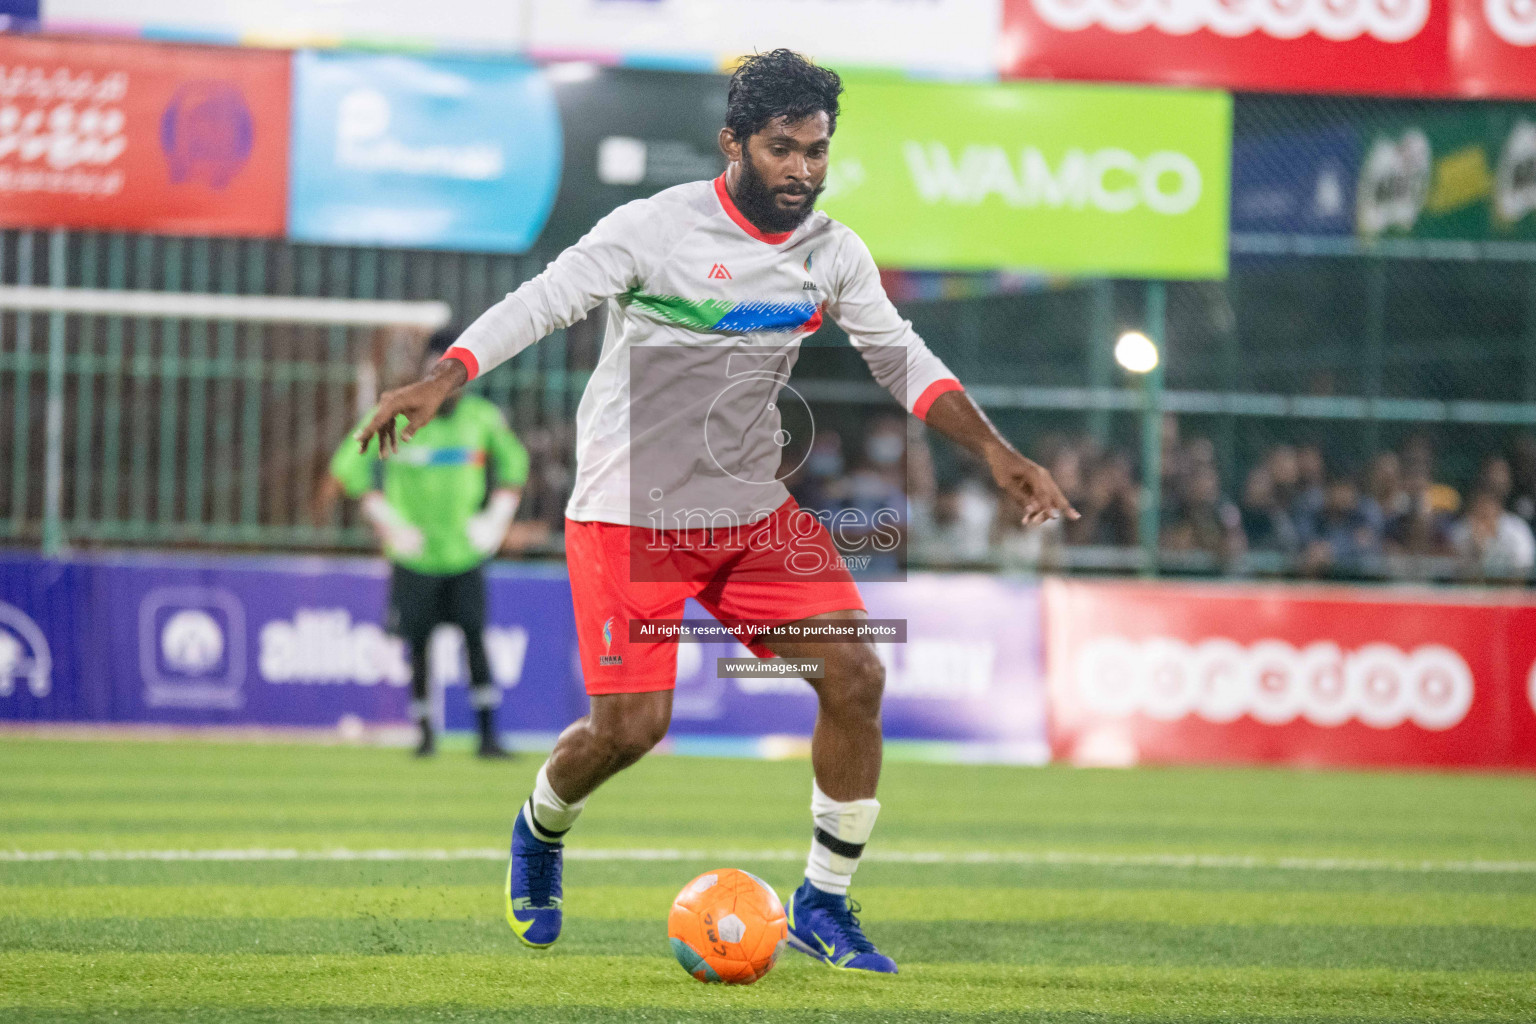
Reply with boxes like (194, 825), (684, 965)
(1115, 330), (1159, 374)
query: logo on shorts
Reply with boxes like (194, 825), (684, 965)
(599, 616), (622, 666)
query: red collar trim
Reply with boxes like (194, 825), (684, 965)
(714, 173), (794, 245)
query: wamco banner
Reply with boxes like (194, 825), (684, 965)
(819, 78), (1231, 279)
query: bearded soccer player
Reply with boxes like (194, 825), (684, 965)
(357, 50), (1076, 974)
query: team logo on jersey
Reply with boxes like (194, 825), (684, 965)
(708, 263), (732, 280)
(803, 251), (815, 272)
(599, 616), (622, 666)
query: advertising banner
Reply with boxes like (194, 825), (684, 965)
(43, 0), (528, 54)
(1003, 0), (1536, 99)
(527, 0), (1002, 78)
(1002, 0), (1455, 96)
(0, 36), (288, 235)
(0, 554), (1049, 759)
(1450, 0), (1536, 100)
(539, 67), (727, 256)
(1232, 103), (1536, 242)
(1229, 125), (1359, 237)
(1045, 579), (1536, 770)
(288, 51), (562, 251)
(819, 78), (1230, 279)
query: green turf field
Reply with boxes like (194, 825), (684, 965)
(2, 738), (1534, 1022)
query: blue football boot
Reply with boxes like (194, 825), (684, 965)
(785, 879), (898, 973)
(504, 805), (563, 948)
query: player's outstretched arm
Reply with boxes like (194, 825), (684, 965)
(923, 389), (1080, 528)
(356, 357), (467, 456)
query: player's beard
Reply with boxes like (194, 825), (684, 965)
(734, 149), (824, 235)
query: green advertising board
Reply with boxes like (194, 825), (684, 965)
(1355, 105), (1536, 243)
(819, 78), (1232, 280)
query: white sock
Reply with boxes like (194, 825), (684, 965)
(409, 699), (432, 721)
(805, 779), (880, 896)
(522, 761), (587, 845)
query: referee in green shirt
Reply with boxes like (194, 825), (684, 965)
(330, 331), (530, 757)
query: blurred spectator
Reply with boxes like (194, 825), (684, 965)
(919, 477), (999, 565)
(1361, 451), (1405, 527)
(1476, 454), (1514, 508)
(1401, 433), (1462, 517)
(1240, 463), (1301, 554)
(1508, 433), (1536, 526)
(1297, 475), (1382, 576)
(1385, 452), (1455, 557)
(1161, 462), (1245, 562)
(1450, 489), (1535, 583)
(1293, 444), (1327, 525)
(1066, 449), (1139, 547)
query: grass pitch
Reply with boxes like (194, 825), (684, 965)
(2, 738), (1534, 1022)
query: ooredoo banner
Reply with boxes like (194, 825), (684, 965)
(0, 36), (288, 235)
(1004, 0), (1536, 98)
(819, 78), (1231, 279)
(1045, 579), (1536, 770)
(1002, 0), (1454, 96)
(1451, 0), (1536, 100)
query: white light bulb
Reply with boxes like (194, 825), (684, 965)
(1115, 331), (1159, 374)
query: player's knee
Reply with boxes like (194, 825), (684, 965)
(590, 704), (670, 765)
(821, 650), (885, 721)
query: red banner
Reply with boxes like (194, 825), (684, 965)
(1003, 0), (1536, 98)
(1451, 0), (1536, 99)
(0, 37), (288, 236)
(1045, 579), (1536, 770)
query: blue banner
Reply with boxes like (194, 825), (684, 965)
(0, 553), (1047, 760)
(1230, 125), (1359, 237)
(287, 51), (562, 251)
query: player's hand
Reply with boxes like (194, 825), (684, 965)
(361, 493), (425, 557)
(356, 358), (468, 457)
(984, 443), (1080, 528)
(466, 490), (519, 557)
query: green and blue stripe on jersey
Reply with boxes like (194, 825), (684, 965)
(624, 290), (823, 334)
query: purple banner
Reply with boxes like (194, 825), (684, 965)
(0, 553), (1046, 758)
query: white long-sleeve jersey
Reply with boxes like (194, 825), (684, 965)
(445, 175), (962, 527)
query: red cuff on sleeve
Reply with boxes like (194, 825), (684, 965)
(441, 346), (479, 381)
(912, 378), (964, 421)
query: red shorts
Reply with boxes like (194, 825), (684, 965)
(566, 497), (865, 694)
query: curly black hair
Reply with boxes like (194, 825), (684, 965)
(725, 49), (843, 143)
